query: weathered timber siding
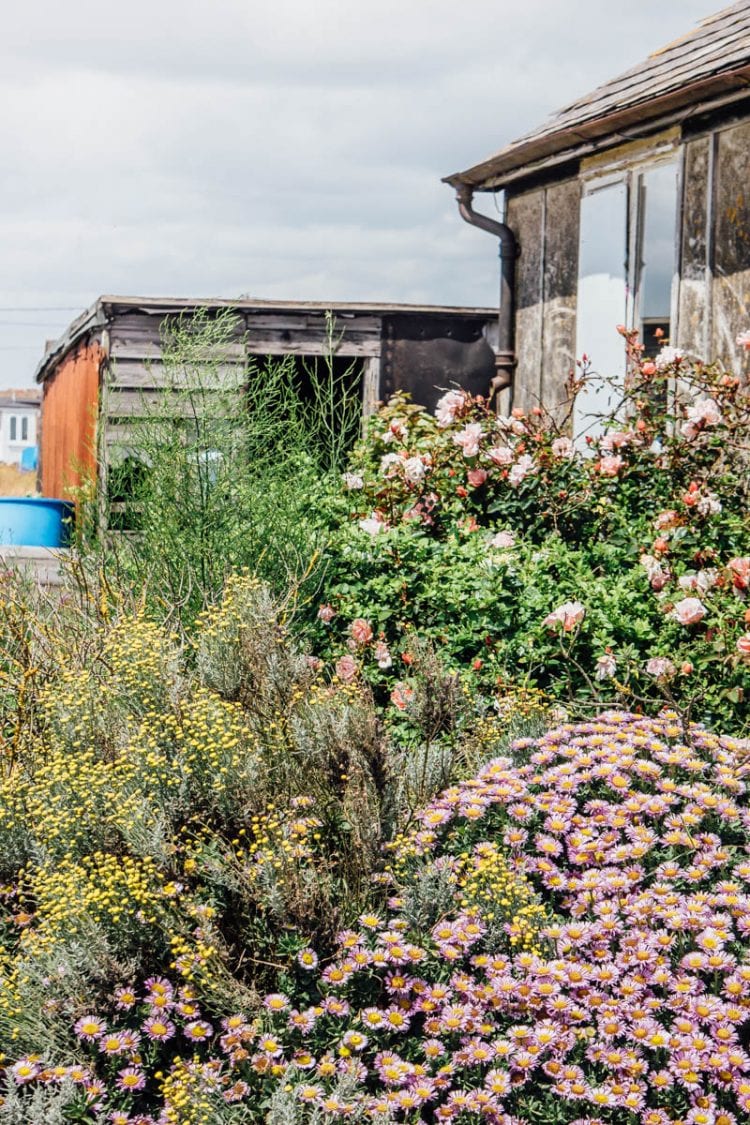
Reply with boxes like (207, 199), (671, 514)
(541, 179), (580, 420)
(40, 342), (102, 499)
(507, 178), (579, 416)
(678, 136), (711, 357)
(712, 119), (750, 365)
(507, 188), (545, 412)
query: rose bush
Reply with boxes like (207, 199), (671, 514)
(311, 340), (750, 734)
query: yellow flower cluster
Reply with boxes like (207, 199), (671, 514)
(159, 1056), (213, 1125)
(100, 612), (179, 706)
(457, 842), (546, 954)
(195, 571), (263, 643)
(19, 747), (140, 859)
(130, 687), (255, 806)
(168, 926), (219, 986)
(25, 852), (168, 948)
(492, 683), (552, 729)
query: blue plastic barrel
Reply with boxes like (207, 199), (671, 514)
(0, 498), (74, 547)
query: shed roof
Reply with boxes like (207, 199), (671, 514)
(445, 2), (750, 191)
(34, 295), (497, 384)
(0, 389), (41, 409)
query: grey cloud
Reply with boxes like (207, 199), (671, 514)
(0, 0), (715, 387)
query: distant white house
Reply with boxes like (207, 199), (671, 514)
(0, 390), (40, 467)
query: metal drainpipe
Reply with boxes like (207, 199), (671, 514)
(455, 184), (518, 396)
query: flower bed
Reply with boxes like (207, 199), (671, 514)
(6, 711), (750, 1124)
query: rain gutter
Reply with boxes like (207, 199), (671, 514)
(455, 185), (517, 395)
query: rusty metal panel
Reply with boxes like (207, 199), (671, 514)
(507, 187), (545, 412)
(712, 119), (750, 366)
(379, 314), (495, 414)
(40, 343), (102, 499)
(677, 136), (712, 356)
(541, 178), (580, 422)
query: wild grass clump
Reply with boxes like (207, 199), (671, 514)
(81, 308), (361, 632)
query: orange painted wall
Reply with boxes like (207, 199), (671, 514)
(40, 342), (103, 499)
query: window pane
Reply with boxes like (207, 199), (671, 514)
(9, 416), (16, 441)
(21, 417), (28, 442)
(638, 162), (677, 353)
(574, 180), (628, 440)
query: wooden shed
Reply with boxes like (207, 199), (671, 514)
(444, 1), (750, 432)
(34, 296), (498, 502)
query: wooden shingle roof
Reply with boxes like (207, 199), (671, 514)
(445, 2), (750, 191)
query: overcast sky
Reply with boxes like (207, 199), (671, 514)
(1, 0), (715, 388)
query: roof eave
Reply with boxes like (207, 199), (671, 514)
(34, 299), (109, 385)
(444, 64), (750, 192)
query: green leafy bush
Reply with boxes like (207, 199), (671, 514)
(311, 338), (750, 733)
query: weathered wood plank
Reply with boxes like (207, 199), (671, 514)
(245, 335), (380, 358)
(105, 388), (245, 419)
(712, 120), (750, 369)
(109, 334), (379, 360)
(677, 137), (711, 357)
(541, 178), (580, 423)
(110, 311), (382, 341)
(361, 357), (381, 417)
(107, 359), (247, 390)
(507, 187), (545, 412)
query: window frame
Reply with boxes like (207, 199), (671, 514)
(579, 140), (682, 350)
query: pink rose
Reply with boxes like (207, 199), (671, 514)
(670, 597), (707, 626)
(317, 604), (335, 624)
(435, 389), (466, 427)
(486, 445), (513, 466)
(452, 423), (484, 459)
(654, 510), (679, 530)
(359, 513), (388, 536)
(467, 468), (488, 488)
(490, 531), (515, 549)
(646, 656), (676, 680)
(509, 454), (537, 487)
(601, 430), (633, 451)
(655, 346), (684, 370)
(374, 641), (392, 670)
(390, 683), (414, 711)
(543, 601), (586, 632)
(678, 569), (718, 594)
(595, 653), (617, 681)
(550, 436), (573, 459)
(335, 655), (358, 682)
(597, 455), (624, 477)
(350, 618), (374, 647)
(737, 634), (750, 657)
(681, 396), (722, 439)
(728, 557), (750, 591)
(403, 456), (427, 484)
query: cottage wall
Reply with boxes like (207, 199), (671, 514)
(506, 177), (580, 420)
(505, 107), (750, 417)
